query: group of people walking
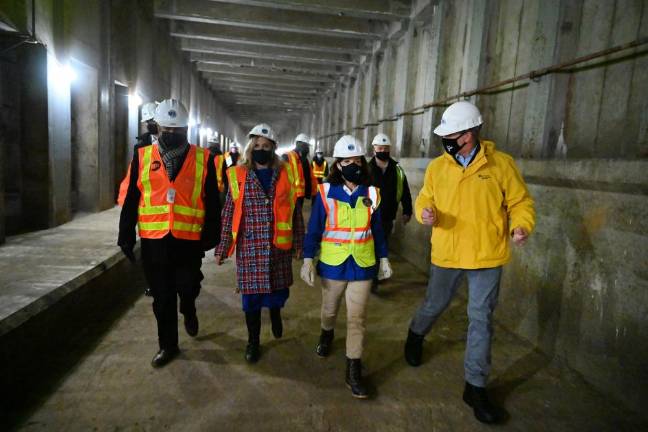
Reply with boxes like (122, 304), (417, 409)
(118, 98), (535, 424)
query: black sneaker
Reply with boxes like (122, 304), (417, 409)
(151, 347), (179, 368)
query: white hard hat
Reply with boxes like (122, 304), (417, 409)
(295, 133), (311, 144)
(154, 99), (189, 128)
(140, 102), (158, 123)
(230, 141), (239, 148)
(208, 135), (219, 143)
(372, 133), (391, 146)
(333, 135), (365, 158)
(248, 123), (276, 143)
(434, 101), (483, 136)
(315, 146), (323, 153)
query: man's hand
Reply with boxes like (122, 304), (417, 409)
(215, 254), (225, 265)
(120, 244), (136, 263)
(512, 227), (529, 246)
(402, 214), (412, 225)
(421, 207), (437, 226)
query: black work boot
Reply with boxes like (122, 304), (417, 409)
(151, 346), (179, 368)
(184, 313), (199, 337)
(245, 311), (261, 363)
(315, 329), (334, 357)
(270, 308), (283, 339)
(404, 329), (425, 367)
(345, 358), (369, 399)
(463, 382), (501, 424)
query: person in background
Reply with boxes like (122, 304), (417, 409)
(214, 123), (303, 364)
(368, 133), (413, 293)
(301, 135), (393, 399)
(311, 146), (329, 183)
(118, 99), (221, 368)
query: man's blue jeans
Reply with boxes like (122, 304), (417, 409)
(409, 264), (502, 387)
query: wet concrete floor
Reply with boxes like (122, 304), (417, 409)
(10, 253), (648, 431)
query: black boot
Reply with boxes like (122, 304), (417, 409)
(404, 329), (425, 367)
(151, 346), (179, 368)
(270, 308), (283, 339)
(315, 329), (334, 357)
(345, 358), (369, 399)
(463, 382), (501, 424)
(245, 311), (261, 363)
(184, 312), (199, 337)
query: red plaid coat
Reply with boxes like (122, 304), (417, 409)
(215, 166), (304, 294)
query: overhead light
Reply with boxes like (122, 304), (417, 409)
(48, 56), (77, 88)
(129, 93), (143, 106)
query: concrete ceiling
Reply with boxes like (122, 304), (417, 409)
(155, 0), (413, 134)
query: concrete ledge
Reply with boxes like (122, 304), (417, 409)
(0, 207), (132, 336)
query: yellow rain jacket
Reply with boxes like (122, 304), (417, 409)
(415, 140), (535, 269)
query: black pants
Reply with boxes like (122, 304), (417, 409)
(143, 257), (203, 350)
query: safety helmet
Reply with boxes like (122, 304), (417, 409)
(208, 135), (220, 144)
(433, 101), (483, 136)
(248, 123), (276, 144)
(140, 102), (158, 123)
(371, 133), (391, 146)
(315, 146), (323, 154)
(295, 133), (311, 145)
(333, 135), (365, 158)
(230, 141), (239, 148)
(154, 99), (189, 128)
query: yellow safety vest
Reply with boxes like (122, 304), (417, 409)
(312, 160), (327, 179)
(318, 183), (381, 268)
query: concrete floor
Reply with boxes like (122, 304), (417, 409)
(12, 253), (647, 431)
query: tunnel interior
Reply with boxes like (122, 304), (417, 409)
(0, 0), (647, 430)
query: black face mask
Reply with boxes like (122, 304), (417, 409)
(375, 151), (390, 161)
(160, 132), (186, 150)
(340, 163), (363, 185)
(252, 149), (273, 165)
(442, 136), (466, 156)
(297, 144), (310, 158)
(146, 122), (158, 135)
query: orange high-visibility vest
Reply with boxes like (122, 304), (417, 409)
(136, 144), (208, 240)
(226, 164), (296, 257)
(312, 159), (327, 179)
(214, 154), (225, 192)
(117, 165), (131, 206)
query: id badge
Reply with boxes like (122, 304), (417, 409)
(167, 188), (176, 203)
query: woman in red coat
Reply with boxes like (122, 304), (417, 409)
(215, 123), (304, 363)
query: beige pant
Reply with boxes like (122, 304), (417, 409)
(320, 278), (372, 359)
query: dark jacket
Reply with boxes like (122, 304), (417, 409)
(118, 144), (221, 263)
(369, 157), (413, 222)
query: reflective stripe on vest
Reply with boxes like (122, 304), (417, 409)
(214, 154), (225, 192)
(226, 164), (296, 257)
(137, 145), (206, 240)
(318, 183), (381, 268)
(286, 151), (305, 198)
(396, 164), (404, 203)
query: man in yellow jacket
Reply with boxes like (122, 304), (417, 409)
(404, 101), (535, 424)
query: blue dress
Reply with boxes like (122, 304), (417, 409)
(241, 168), (290, 312)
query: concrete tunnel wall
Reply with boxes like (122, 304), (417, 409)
(0, 0), (246, 239)
(296, 0), (648, 414)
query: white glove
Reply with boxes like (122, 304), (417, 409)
(301, 258), (315, 287)
(378, 257), (393, 280)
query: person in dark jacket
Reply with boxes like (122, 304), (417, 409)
(368, 133), (413, 292)
(118, 99), (221, 368)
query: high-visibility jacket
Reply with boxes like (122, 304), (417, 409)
(312, 159), (328, 179)
(285, 150), (305, 198)
(395, 164), (405, 202)
(415, 140), (535, 269)
(213, 154), (225, 192)
(318, 183), (381, 268)
(136, 144), (208, 240)
(225, 164), (296, 257)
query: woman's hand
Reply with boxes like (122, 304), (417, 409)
(300, 258), (315, 287)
